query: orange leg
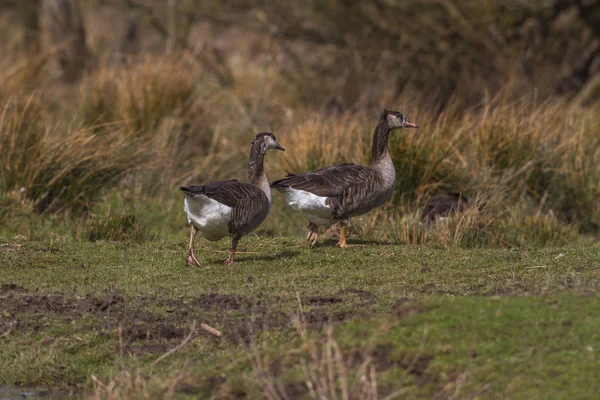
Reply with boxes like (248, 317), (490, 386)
(336, 222), (348, 248)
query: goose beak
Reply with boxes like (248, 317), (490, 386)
(275, 143), (286, 151)
(404, 120), (418, 128)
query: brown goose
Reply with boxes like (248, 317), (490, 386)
(271, 110), (417, 247)
(181, 132), (285, 266)
(421, 192), (471, 222)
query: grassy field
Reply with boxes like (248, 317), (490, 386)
(1, 1), (600, 399)
(2, 237), (600, 399)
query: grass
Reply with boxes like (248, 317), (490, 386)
(1, 2), (600, 398)
(1, 238), (600, 398)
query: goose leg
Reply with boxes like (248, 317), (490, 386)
(186, 226), (201, 267)
(306, 221), (319, 247)
(224, 235), (240, 265)
(336, 222), (348, 248)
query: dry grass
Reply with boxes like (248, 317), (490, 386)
(78, 57), (198, 133)
(0, 1), (599, 246)
(0, 95), (149, 213)
(249, 299), (411, 400)
(1, 54), (599, 245)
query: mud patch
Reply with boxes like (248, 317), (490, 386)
(350, 344), (436, 387)
(304, 308), (373, 330)
(393, 298), (427, 318)
(2, 287), (379, 354)
(123, 322), (186, 344)
(192, 293), (254, 311)
(1, 291), (124, 317)
(305, 296), (343, 305)
(336, 287), (375, 299)
(78, 292), (124, 313)
(304, 287), (375, 307)
(0, 283), (26, 294)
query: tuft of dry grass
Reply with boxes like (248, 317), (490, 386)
(249, 299), (410, 400)
(0, 95), (150, 213)
(84, 208), (150, 242)
(78, 56), (198, 133)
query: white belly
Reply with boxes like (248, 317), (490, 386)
(184, 195), (232, 241)
(279, 188), (335, 226)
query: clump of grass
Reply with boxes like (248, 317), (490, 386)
(0, 95), (150, 214)
(355, 192), (584, 248)
(500, 210), (583, 248)
(0, 95), (45, 193)
(278, 114), (371, 173)
(389, 112), (462, 200)
(26, 126), (149, 213)
(252, 325), (382, 400)
(85, 209), (151, 242)
(78, 57), (198, 133)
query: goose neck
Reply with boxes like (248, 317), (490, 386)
(371, 116), (393, 164)
(248, 144), (271, 202)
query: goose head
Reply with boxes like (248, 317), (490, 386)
(253, 132), (285, 153)
(384, 110), (418, 130)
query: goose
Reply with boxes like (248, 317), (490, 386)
(421, 192), (471, 223)
(181, 132), (285, 266)
(271, 110), (417, 247)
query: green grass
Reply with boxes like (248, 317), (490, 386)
(1, 238), (600, 398)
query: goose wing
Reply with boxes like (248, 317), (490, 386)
(181, 179), (265, 207)
(271, 163), (378, 197)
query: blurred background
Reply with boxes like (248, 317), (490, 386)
(1, 0), (599, 247)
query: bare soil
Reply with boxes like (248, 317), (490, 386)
(1, 283), (383, 355)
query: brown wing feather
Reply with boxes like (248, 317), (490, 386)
(230, 197), (267, 234)
(271, 163), (378, 197)
(180, 180), (266, 207)
(328, 174), (387, 218)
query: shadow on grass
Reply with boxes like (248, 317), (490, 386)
(239, 250), (300, 263)
(311, 238), (398, 248)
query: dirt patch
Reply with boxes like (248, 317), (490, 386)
(192, 293), (254, 311)
(78, 292), (124, 313)
(0, 290), (181, 347)
(350, 344), (436, 387)
(336, 287), (375, 299)
(305, 296), (343, 305)
(0, 242), (22, 252)
(123, 321), (186, 344)
(0, 283), (26, 294)
(304, 287), (375, 307)
(393, 298), (427, 318)
(2, 287), (379, 354)
(1, 291), (125, 319)
(304, 308), (373, 330)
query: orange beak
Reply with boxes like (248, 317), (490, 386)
(404, 120), (418, 128)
